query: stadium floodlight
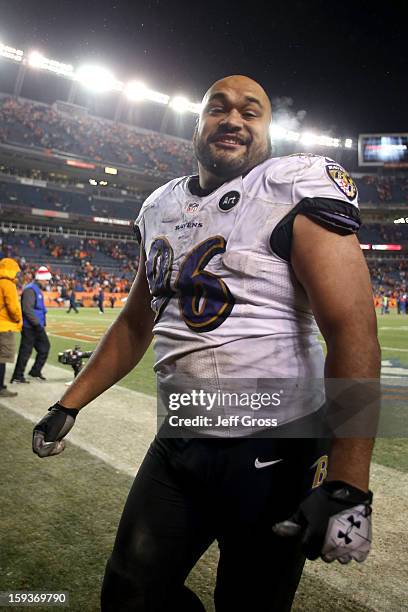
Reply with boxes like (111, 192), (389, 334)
(301, 132), (318, 146)
(76, 65), (121, 93)
(269, 124), (287, 140)
(28, 51), (74, 77)
(317, 135), (334, 147)
(318, 135), (341, 147)
(125, 81), (148, 101)
(28, 51), (46, 69)
(170, 96), (190, 113)
(286, 130), (300, 141)
(0, 39), (354, 145)
(169, 96), (199, 114)
(145, 89), (170, 105)
(43, 58), (74, 77)
(0, 43), (24, 62)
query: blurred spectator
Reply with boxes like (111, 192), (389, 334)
(0, 232), (139, 292)
(357, 174), (408, 206)
(0, 257), (22, 397)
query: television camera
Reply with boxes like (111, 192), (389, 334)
(58, 346), (93, 378)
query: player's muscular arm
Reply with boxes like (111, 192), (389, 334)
(59, 249), (154, 410)
(291, 214), (381, 492)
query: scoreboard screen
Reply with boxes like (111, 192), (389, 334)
(358, 133), (408, 167)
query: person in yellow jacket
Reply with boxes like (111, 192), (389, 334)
(0, 257), (22, 397)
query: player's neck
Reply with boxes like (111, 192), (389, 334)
(197, 165), (230, 192)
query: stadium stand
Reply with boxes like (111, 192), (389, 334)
(1, 94), (408, 208)
(356, 174), (408, 206)
(358, 223), (408, 244)
(0, 179), (144, 219)
(0, 232), (138, 295)
(0, 92), (406, 307)
(0, 95), (197, 179)
(366, 257), (407, 306)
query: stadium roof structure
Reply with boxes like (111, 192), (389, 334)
(0, 40), (354, 150)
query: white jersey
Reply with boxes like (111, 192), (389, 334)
(136, 154), (359, 430)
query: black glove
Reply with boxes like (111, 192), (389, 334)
(273, 480), (373, 564)
(32, 402), (79, 458)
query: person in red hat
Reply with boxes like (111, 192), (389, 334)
(11, 266), (51, 383)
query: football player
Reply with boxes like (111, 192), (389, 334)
(33, 75), (380, 611)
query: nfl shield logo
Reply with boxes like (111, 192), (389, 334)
(185, 201), (200, 214)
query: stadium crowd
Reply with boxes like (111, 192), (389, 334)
(0, 180), (143, 219)
(0, 96), (197, 179)
(0, 95), (407, 309)
(2, 96), (408, 208)
(358, 222), (408, 244)
(0, 163), (151, 202)
(357, 174), (408, 205)
(0, 230), (406, 312)
(367, 258), (407, 311)
(0, 233), (139, 295)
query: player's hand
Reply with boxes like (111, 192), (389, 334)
(272, 480), (373, 564)
(32, 403), (79, 458)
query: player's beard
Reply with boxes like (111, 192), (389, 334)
(193, 130), (271, 181)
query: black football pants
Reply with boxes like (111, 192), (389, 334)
(101, 433), (330, 612)
(12, 326), (50, 378)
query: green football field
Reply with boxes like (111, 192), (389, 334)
(44, 306), (408, 472)
(45, 305), (408, 387)
(0, 306), (407, 611)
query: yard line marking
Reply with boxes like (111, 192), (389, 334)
(48, 333), (99, 342)
(382, 346), (408, 353)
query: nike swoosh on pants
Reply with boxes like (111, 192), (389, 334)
(254, 458), (283, 469)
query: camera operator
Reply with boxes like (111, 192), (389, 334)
(58, 346), (93, 377)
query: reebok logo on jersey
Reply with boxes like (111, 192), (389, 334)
(254, 458), (283, 469)
(219, 191), (241, 211)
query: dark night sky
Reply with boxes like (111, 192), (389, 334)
(0, 0), (407, 137)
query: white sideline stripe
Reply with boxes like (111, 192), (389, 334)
(382, 346), (408, 353)
(5, 403), (137, 477)
(3, 369), (408, 612)
(5, 401), (407, 481)
(111, 382), (157, 402)
(55, 361), (156, 402)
